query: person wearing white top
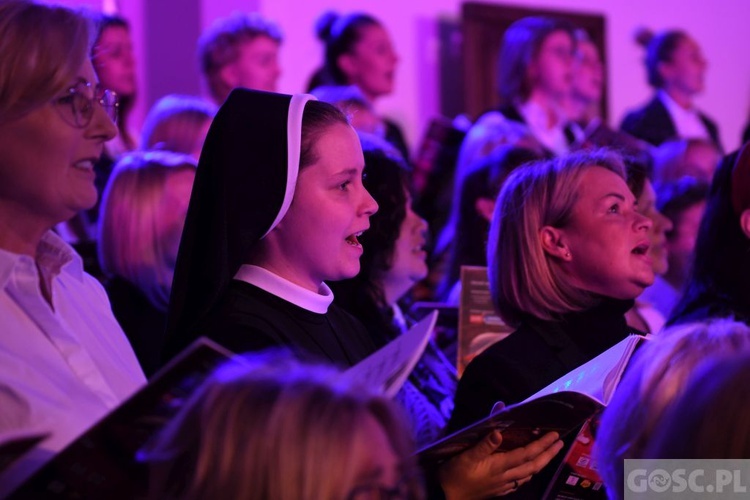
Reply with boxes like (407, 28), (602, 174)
(620, 30), (721, 150)
(0, 2), (145, 491)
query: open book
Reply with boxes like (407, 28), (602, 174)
(418, 334), (647, 467)
(6, 338), (236, 499)
(345, 310), (438, 397)
(8, 314), (441, 498)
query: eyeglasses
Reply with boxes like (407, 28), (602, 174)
(53, 81), (119, 128)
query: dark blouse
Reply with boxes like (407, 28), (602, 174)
(448, 298), (636, 433)
(198, 280), (377, 368)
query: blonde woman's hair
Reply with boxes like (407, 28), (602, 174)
(140, 94), (217, 156)
(488, 149), (626, 326)
(0, 0), (93, 123)
(98, 151), (197, 311)
(144, 351), (422, 500)
(595, 319), (750, 499)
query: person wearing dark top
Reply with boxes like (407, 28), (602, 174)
(202, 273), (376, 366)
(620, 30), (721, 150)
(98, 151), (196, 376)
(163, 90), (378, 368)
(307, 11), (409, 159)
(448, 150), (653, 497)
(669, 143), (750, 326)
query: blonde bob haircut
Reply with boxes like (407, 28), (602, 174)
(144, 351), (423, 500)
(0, 0), (93, 123)
(595, 319), (750, 499)
(488, 149), (625, 326)
(140, 94), (217, 156)
(98, 151), (197, 311)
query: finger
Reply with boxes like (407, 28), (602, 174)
(463, 429), (503, 460)
(503, 438), (565, 478)
(490, 431), (560, 470)
(495, 474), (533, 496)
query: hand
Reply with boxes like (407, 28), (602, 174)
(438, 430), (564, 499)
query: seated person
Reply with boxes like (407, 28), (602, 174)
(98, 151), (197, 376)
(198, 12), (283, 104)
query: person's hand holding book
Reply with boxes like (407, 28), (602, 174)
(437, 429), (564, 498)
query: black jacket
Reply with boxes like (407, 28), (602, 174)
(620, 96), (722, 150)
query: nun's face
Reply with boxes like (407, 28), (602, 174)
(269, 123), (378, 292)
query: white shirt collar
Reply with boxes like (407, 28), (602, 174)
(0, 231), (81, 289)
(234, 264), (334, 314)
(517, 100), (570, 155)
(657, 90), (710, 141)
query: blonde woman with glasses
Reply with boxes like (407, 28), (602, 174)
(0, 0), (145, 489)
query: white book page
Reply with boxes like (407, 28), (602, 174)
(344, 310), (438, 398)
(523, 334), (645, 406)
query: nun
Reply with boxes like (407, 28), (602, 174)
(164, 89), (379, 366)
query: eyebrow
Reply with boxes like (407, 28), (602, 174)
(599, 192), (627, 202)
(332, 167), (361, 178)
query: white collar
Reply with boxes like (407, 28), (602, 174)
(234, 264), (334, 314)
(658, 90), (697, 115)
(0, 231), (80, 289)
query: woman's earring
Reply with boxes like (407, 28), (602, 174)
(565, 251), (571, 258)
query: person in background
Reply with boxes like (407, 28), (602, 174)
(145, 351), (424, 499)
(623, 156), (673, 333)
(140, 94), (216, 160)
(308, 11), (408, 159)
(0, 1), (145, 490)
(436, 145), (542, 304)
(198, 12), (282, 104)
(566, 29), (648, 154)
(669, 144), (750, 326)
(92, 13), (138, 155)
(98, 151), (196, 377)
(461, 16), (576, 161)
(331, 136), (563, 497)
(58, 13), (139, 246)
(595, 319), (750, 499)
(620, 29), (721, 150)
(640, 177), (709, 318)
(651, 137), (720, 183)
(310, 84), (386, 138)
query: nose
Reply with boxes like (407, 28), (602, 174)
(657, 211), (674, 233)
(86, 101), (118, 142)
(361, 187), (378, 216)
(634, 210), (653, 233)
